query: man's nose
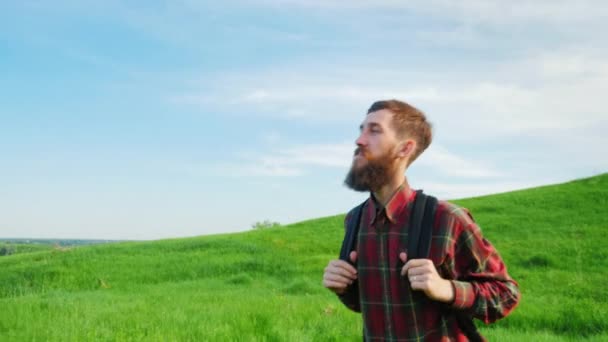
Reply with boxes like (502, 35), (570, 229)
(355, 132), (367, 147)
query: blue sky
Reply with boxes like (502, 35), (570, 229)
(2, 1), (607, 240)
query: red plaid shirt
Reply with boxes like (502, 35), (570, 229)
(338, 185), (520, 341)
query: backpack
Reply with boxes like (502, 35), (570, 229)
(338, 190), (483, 342)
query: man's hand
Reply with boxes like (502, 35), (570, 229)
(323, 251), (358, 295)
(399, 252), (454, 303)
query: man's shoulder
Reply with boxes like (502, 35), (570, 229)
(436, 199), (476, 227)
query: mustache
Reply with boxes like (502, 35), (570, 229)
(354, 147), (366, 156)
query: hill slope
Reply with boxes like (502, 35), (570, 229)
(1, 174), (607, 341)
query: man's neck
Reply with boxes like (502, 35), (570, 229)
(373, 175), (410, 206)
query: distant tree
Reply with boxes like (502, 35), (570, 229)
(0, 245), (14, 256)
(251, 220), (281, 230)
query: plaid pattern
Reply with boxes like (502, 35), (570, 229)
(338, 186), (520, 341)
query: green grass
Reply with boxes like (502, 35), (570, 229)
(1, 173), (607, 340)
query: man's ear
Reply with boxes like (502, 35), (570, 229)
(397, 139), (416, 159)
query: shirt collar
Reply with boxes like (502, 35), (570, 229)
(369, 182), (416, 224)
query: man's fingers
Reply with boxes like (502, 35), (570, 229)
(349, 251), (358, 264)
(324, 273), (354, 285)
(399, 252), (407, 263)
(325, 262), (357, 282)
(405, 259), (432, 268)
(409, 273), (429, 283)
(323, 280), (346, 294)
(323, 279), (348, 291)
(400, 258), (432, 276)
(406, 267), (428, 277)
(331, 267), (357, 280)
(409, 280), (425, 291)
(323, 259), (359, 294)
(330, 260), (358, 276)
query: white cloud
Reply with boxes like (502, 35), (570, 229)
(417, 145), (503, 179)
(206, 142), (354, 178)
(277, 143), (354, 168)
(409, 0), (608, 27)
(206, 141), (506, 182)
(246, 162), (303, 177)
(249, 0), (608, 26)
(261, 131), (281, 144)
(418, 179), (548, 201)
(171, 49), (608, 141)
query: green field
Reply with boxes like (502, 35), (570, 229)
(1, 174), (607, 341)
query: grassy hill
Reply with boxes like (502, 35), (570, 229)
(1, 174), (607, 341)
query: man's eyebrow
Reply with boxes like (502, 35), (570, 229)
(360, 122), (382, 131)
(359, 122), (382, 129)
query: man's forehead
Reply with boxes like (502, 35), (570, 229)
(361, 109), (393, 127)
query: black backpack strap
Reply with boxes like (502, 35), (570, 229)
(408, 190), (428, 259)
(418, 193), (438, 258)
(339, 200), (366, 264)
(409, 191), (483, 341)
(407, 189), (437, 259)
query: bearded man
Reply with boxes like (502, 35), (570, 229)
(322, 100), (520, 341)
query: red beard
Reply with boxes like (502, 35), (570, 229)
(344, 148), (398, 192)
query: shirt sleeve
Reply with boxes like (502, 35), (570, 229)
(336, 211), (361, 313)
(447, 208), (521, 324)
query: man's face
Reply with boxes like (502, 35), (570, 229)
(353, 109), (400, 166)
(344, 109), (402, 192)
